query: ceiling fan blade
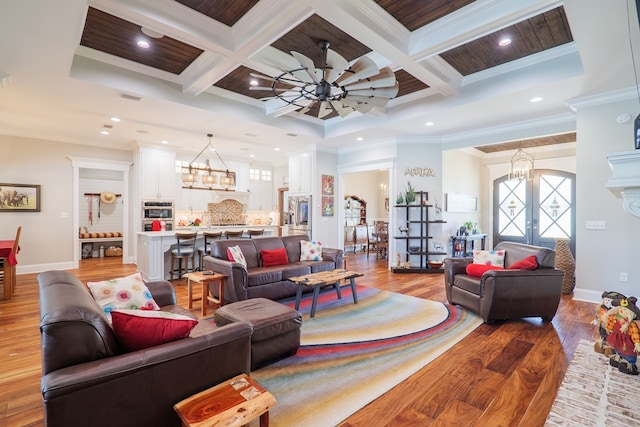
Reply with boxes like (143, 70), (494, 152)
(249, 86), (294, 92)
(345, 95), (391, 108)
(317, 101), (334, 119)
(335, 56), (380, 86)
(297, 104), (313, 116)
(329, 100), (355, 118)
(343, 67), (396, 91)
(325, 49), (348, 83)
(291, 51), (320, 83)
(347, 83), (399, 98)
(342, 98), (375, 114)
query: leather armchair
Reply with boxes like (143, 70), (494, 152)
(38, 270), (252, 427)
(443, 241), (565, 324)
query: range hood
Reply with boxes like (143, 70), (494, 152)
(606, 150), (640, 218)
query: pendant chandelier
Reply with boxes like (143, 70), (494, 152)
(508, 145), (534, 181)
(181, 133), (235, 190)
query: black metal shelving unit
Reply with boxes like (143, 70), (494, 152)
(392, 191), (447, 274)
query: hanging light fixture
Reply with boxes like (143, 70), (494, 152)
(250, 40), (399, 119)
(508, 144), (534, 181)
(180, 133), (235, 190)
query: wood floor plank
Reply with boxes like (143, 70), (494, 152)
(0, 254), (597, 427)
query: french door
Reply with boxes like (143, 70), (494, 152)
(493, 169), (575, 255)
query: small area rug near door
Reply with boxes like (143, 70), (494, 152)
(545, 339), (640, 426)
(249, 285), (483, 427)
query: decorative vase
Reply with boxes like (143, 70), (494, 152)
(555, 238), (575, 294)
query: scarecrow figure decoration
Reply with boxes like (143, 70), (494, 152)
(593, 290), (627, 356)
(605, 296), (640, 375)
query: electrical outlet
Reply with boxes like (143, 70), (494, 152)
(620, 272), (629, 282)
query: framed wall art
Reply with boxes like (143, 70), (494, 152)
(322, 196), (334, 216)
(0, 183), (41, 212)
(322, 175), (334, 195)
(446, 193), (477, 212)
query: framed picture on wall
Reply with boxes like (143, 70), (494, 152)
(0, 183), (41, 212)
(446, 193), (477, 212)
(322, 175), (334, 195)
(322, 196), (334, 216)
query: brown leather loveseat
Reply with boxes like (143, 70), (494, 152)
(37, 270), (252, 427)
(443, 241), (565, 324)
(203, 234), (344, 303)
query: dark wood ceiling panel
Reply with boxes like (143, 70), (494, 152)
(271, 14), (371, 64)
(174, 0), (259, 27)
(374, 0), (476, 31)
(214, 65), (264, 99)
(80, 7), (203, 75)
(395, 69), (429, 97)
(440, 6), (573, 76)
(474, 132), (576, 153)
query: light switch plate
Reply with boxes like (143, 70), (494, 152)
(586, 220), (606, 230)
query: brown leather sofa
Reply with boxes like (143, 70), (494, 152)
(38, 270), (252, 427)
(443, 241), (565, 324)
(203, 234), (344, 303)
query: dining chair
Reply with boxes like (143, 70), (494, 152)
(1, 226), (21, 300)
(197, 231), (223, 270)
(170, 232), (197, 280)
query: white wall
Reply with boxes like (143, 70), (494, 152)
(1, 134), (132, 272)
(442, 150), (486, 248)
(314, 150), (339, 248)
(574, 97), (640, 301)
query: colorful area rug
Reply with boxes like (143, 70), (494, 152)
(250, 285), (483, 427)
(545, 339), (640, 426)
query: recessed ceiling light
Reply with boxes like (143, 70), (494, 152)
(425, 121), (434, 126)
(161, 140), (169, 144)
(110, 117), (120, 122)
(499, 38), (512, 47)
(274, 147), (280, 151)
(530, 97), (544, 103)
(249, 154), (255, 158)
(249, 79), (258, 86)
(137, 39), (150, 48)
(100, 130), (109, 135)
(356, 137), (363, 141)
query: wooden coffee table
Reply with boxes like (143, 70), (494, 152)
(289, 269), (363, 318)
(174, 373), (276, 427)
(183, 271), (225, 316)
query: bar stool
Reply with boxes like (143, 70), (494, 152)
(170, 232), (197, 280)
(197, 231), (223, 270)
(225, 230), (245, 239)
(247, 229), (265, 238)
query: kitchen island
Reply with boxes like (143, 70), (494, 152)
(136, 225), (278, 281)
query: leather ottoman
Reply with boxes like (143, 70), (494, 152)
(214, 298), (302, 370)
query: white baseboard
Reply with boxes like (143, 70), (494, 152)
(17, 262), (75, 275)
(572, 287), (601, 304)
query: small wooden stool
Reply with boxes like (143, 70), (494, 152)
(183, 271), (226, 316)
(174, 373), (276, 427)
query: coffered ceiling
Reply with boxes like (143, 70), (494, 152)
(0, 1), (638, 163)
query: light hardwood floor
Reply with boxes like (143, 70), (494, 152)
(0, 254), (595, 426)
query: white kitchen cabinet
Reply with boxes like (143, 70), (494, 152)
(139, 147), (176, 201)
(288, 151), (312, 195)
(248, 179), (274, 211)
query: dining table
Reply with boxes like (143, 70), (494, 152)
(1, 239), (19, 300)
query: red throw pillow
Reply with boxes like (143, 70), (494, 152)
(261, 248), (289, 267)
(508, 255), (538, 270)
(111, 309), (198, 352)
(466, 263), (505, 277)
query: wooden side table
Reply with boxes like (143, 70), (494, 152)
(174, 373), (276, 427)
(183, 271), (226, 316)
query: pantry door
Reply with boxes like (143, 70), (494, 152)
(493, 169), (575, 255)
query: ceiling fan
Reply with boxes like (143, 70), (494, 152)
(250, 40), (399, 119)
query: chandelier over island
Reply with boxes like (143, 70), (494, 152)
(180, 133), (236, 191)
